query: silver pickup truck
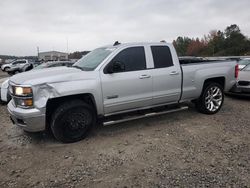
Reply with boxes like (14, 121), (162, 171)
(7, 42), (238, 143)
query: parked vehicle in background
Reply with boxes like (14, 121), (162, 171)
(230, 64), (250, 94)
(30, 61), (42, 68)
(7, 42), (237, 143)
(1, 59), (29, 72)
(238, 58), (250, 70)
(0, 77), (11, 104)
(7, 62), (33, 75)
(6, 61), (74, 75)
(34, 61), (74, 69)
(1, 61), (75, 103)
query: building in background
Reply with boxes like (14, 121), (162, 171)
(38, 51), (68, 61)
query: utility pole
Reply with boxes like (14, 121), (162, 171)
(37, 46), (40, 60)
(66, 37), (69, 52)
(66, 37), (69, 60)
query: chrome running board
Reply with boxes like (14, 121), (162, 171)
(103, 106), (188, 126)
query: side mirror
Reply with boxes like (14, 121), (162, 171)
(107, 62), (125, 73)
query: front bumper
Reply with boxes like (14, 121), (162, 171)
(7, 101), (46, 132)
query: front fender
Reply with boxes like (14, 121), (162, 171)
(33, 79), (104, 115)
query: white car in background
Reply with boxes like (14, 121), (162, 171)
(0, 61), (74, 104)
(238, 58), (250, 70)
(230, 64), (250, 94)
(1, 59), (29, 72)
(0, 77), (10, 103)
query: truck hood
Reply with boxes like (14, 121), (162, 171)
(9, 67), (96, 85)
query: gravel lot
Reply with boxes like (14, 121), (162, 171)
(0, 71), (249, 188)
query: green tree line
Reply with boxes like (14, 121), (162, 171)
(173, 24), (250, 57)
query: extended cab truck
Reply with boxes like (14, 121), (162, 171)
(7, 42), (238, 143)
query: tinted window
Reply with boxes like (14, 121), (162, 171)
(151, 46), (173, 68)
(14, 61), (26, 64)
(110, 47), (146, 72)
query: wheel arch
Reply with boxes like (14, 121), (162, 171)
(4, 66), (10, 70)
(203, 77), (225, 90)
(45, 93), (97, 129)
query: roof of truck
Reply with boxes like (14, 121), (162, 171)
(102, 42), (171, 48)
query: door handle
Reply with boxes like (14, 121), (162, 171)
(139, 75), (151, 79)
(170, 71), (179, 75)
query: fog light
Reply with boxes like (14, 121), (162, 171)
(22, 99), (33, 106)
(15, 98), (33, 108)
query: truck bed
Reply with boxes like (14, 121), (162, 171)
(179, 57), (225, 65)
(180, 59), (237, 102)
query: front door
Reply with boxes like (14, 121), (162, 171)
(100, 46), (153, 115)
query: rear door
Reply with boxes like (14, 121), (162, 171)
(16, 60), (27, 68)
(150, 45), (182, 105)
(100, 46), (153, 115)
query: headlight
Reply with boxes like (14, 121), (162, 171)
(14, 86), (32, 96)
(10, 85), (34, 108)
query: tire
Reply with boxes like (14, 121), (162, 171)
(195, 82), (224, 114)
(50, 100), (96, 143)
(4, 67), (10, 72)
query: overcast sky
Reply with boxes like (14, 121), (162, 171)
(0, 0), (250, 56)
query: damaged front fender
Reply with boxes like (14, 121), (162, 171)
(33, 83), (61, 109)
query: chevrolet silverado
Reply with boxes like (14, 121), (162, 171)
(7, 42), (238, 142)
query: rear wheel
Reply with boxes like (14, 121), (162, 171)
(51, 100), (96, 143)
(195, 82), (224, 114)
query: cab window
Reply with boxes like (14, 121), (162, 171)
(107, 46), (146, 73)
(151, 46), (173, 68)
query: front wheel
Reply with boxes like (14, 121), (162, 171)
(195, 82), (224, 114)
(4, 67), (10, 72)
(51, 100), (96, 143)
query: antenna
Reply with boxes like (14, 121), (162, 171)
(37, 46), (40, 60)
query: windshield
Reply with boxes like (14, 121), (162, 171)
(73, 47), (114, 71)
